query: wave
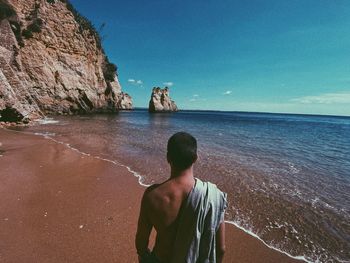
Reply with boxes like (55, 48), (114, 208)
(35, 118), (60, 125)
(33, 132), (150, 188)
(225, 220), (312, 262)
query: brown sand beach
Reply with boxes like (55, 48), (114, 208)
(0, 128), (302, 263)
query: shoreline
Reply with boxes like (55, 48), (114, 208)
(0, 128), (304, 262)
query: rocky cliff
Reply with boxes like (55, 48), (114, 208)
(149, 87), (178, 112)
(0, 0), (132, 123)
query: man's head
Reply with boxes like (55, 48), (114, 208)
(167, 132), (197, 170)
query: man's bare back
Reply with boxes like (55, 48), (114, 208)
(145, 175), (195, 261)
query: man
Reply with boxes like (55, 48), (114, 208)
(135, 132), (227, 263)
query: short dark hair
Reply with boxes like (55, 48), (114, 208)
(167, 132), (197, 170)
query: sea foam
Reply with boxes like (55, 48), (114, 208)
(36, 118), (60, 125)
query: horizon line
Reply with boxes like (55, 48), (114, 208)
(131, 107), (350, 118)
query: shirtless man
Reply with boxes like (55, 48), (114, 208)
(135, 132), (226, 263)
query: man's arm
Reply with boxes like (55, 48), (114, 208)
(216, 221), (226, 263)
(135, 189), (153, 262)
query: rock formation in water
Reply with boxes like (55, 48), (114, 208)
(0, 0), (132, 123)
(148, 87), (178, 112)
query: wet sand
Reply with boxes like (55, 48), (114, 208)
(0, 128), (302, 263)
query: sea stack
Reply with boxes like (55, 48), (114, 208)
(148, 87), (178, 113)
(0, 0), (132, 123)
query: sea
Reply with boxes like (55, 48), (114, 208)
(21, 109), (350, 263)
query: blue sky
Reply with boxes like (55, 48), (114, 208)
(71, 0), (350, 116)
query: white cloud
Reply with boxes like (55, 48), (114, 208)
(163, 82), (174, 87)
(291, 92), (350, 104)
(189, 98), (197, 102)
(128, 78), (143, 87)
(223, 90), (232, 95)
(193, 94), (199, 97)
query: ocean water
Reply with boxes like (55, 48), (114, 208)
(23, 109), (350, 262)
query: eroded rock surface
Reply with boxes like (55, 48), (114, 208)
(0, 0), (132, 123)
(149, 87), (178, 112)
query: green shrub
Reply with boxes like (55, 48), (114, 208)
(22, 28), (33, 39)
(103, 60), (117, 82)
(46, 0), (55, 4)
(28, 18), (43, 33)
(0, 0), (15, 21)
(22, 18), (43, 39)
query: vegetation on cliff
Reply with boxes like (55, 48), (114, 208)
(0, 0), (15, 21)
(59, 0), (102, 47)
(1, 0), (117, 81)
(47, 0), (117, 81)
(22, 18), (43, 38)
(103, 58), (118, 81)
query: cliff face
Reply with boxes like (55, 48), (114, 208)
(0, 0), (132, 123)
(149, 87), (178, 113)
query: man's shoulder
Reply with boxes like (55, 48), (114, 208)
(195, 178), (224, 193)
(143, 183), (161, 199)
(145, 183), (160, 193)
(194, 178), (227, 206)
(143, 182), (171, 202)
(141, 184), (163, 211)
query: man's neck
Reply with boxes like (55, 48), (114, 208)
(170, 166), (194, 180)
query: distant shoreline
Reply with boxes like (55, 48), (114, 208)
(132, 107), (350, 118)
